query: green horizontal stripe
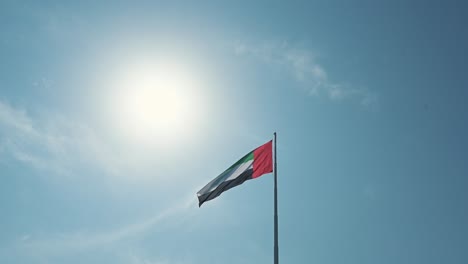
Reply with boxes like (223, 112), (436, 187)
(224, 150), (254, 173)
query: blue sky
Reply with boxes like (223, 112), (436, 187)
(1, 1), (468, 263)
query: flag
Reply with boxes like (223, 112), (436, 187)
(197, 140), (273, 207)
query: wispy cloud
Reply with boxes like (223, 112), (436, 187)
(14, 194), (196, 259)
(234, 41), (377, 106)
(0, 100), (119, 176)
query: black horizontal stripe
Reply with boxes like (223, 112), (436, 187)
(198, 168), (253, 207)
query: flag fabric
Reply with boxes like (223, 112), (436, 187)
(197, 140), (273, 207)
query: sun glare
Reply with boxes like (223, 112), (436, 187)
(109, 59), (202, 146)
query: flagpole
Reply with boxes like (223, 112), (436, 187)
(274, 132), (279, 264)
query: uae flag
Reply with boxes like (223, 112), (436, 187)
(197, 140), (273, 207)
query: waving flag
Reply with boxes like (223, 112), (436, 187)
(197, 140), (273, 207)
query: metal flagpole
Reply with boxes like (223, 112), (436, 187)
(274, 132), (279, 264)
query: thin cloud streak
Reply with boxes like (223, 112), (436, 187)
(15, 194), (196, 258)
(234, 41), (377, 106)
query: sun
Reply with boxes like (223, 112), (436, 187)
(109, 59), (201, 146)
(122, 81), (186, 134)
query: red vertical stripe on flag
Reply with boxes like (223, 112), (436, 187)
(252, 140), (273, 178)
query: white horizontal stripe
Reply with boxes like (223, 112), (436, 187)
(204, 159), (254, 194)
(225, 160), (253, 182)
